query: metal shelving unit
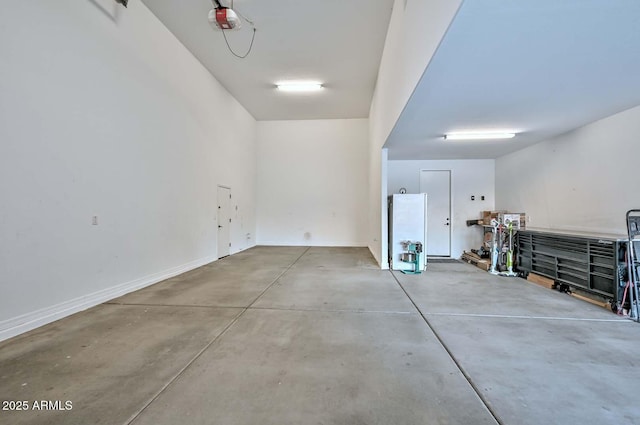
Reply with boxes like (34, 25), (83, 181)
(517, 229), (626, 302)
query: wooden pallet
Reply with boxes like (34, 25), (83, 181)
(461, 252), (491, 271)
(570, 292), (610, 309)
(526, 273), (555, 289)
(526, 273), (611, 310)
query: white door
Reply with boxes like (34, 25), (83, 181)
(217, 186), (231, 258)
(419, 170), (451, 256)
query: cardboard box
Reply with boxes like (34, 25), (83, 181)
(482, 210), (506, 220)
(481, 210), (508, 224)
(481, 211), (527, 228)
(501, 213), (522, 229)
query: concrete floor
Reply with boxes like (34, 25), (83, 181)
(1, 247), (639, 425)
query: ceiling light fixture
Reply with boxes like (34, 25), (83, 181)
(276, 82), (324, 92)
(444, 132), (516, 140)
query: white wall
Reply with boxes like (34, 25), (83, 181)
(368, 99), (387, 265)
(256, 119), (369, 246)
(373, 0), (463, 146)
(388, 160), (495, 258)
(496, 105), (640, 235)
(0, 0), (256, 340)
(368, 0), (463, 266)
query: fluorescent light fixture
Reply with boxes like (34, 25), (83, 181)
(276, 81), (324, 92)
(444, 132), (516, 140)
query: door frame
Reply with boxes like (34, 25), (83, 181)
(217, 185), (232, 259)
(419, 169), (452, 257)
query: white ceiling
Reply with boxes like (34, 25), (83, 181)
(141, 0), (640, 160)
(385, 0), (640, 159)
(140, 0), (394, 120)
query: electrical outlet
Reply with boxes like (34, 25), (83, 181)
(92, 216), (98, 225)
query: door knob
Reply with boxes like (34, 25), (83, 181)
(218, 225), (223, 229)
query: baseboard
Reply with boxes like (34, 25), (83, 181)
(0, 255), (217, 343)
(256, 242), (368, 247)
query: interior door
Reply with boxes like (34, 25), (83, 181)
(217, 186), (231, 258)
(419, 170), (451, 256)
